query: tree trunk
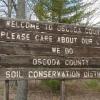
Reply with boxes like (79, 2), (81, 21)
(4, 80), (9, 100)
(16, 80), (28, 100)
(15, 0), (28, 100)
(16, 0), (25, 19)
(8, 0), (12, 17)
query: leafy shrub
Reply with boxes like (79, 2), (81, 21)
(85, 80), (100, 91)
(42, 80), (61, 92)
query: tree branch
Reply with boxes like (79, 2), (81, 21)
(12, 0), (17, 11)
(0, 9), (8, 15)
(1, 0), (8, 7)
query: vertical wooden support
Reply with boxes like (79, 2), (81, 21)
(5, 0), (12, 99)
(4, 80), (9, 100)
(16, 1), (28, 100)
(60, 80), (65, 100)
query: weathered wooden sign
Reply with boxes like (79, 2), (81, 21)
(0, 55), (100, 67)
(0, 18), (100, 47)
(0, 29), (100, 47)
(0, 17), (100, 37)
(0, 17), (100, 80)
(0, 68), (100, 80)
(0, 42), (100, 57)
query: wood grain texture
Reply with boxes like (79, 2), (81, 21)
(0, 68), (100, 80)
(0, 17), (100, 36)
(0, 55), (100, 67)
(0, 29), (99, 47)
(0, 42), (100, 57)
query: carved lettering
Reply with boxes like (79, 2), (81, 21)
(34, 35), (53, 42)
(52, 47), (61, 54)
(32, 58), (60, 66)
(57, 36), (77, 44)
(65, 48), (74, 55)
(65, 59), (89, 66)
(0, 31), (30, 40)
(81, 38), (92, 45)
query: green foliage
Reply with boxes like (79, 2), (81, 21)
(42, 80), (61, 92)
(34, 0), (84, 23)
(86, 80), (98, 88)
(85, 80), (100, 91)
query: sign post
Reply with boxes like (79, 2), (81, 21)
(4, 80), (9, 100)
(60, 80), (66, 100)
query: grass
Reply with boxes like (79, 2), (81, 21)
(0, 80), (100, 97)
(65, 80), (100, 93)
(84, 79), (100, 91)
(40, 80), (61, 93)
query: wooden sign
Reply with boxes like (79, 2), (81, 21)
(0, 17), (100, 37)
(0, 18), (100, 48)
(0, 17), (100, 80)
(0, 68), (100, 80)
(0, 29), (99, 47)
(0, 55), (100, 67)
(0, 42), (100, 57)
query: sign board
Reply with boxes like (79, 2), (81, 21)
(0, 68), (100, 80)
(0, 17), (100, 79)
(0, 29), (100, 47)
(0, 55), (100, 67)
(0, 18), (100, 37)
(0, 42), (100, 57)
(0, 18), (100, 47)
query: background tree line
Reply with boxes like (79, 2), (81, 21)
(0, 0), (100, 25)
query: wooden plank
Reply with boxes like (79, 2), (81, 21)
(0, 17), (100, 37)
(0, 68), (100, 80)
(0, 55), (100, 67)
(0, 42), (100, 57)
(0, 29), (99, 47)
